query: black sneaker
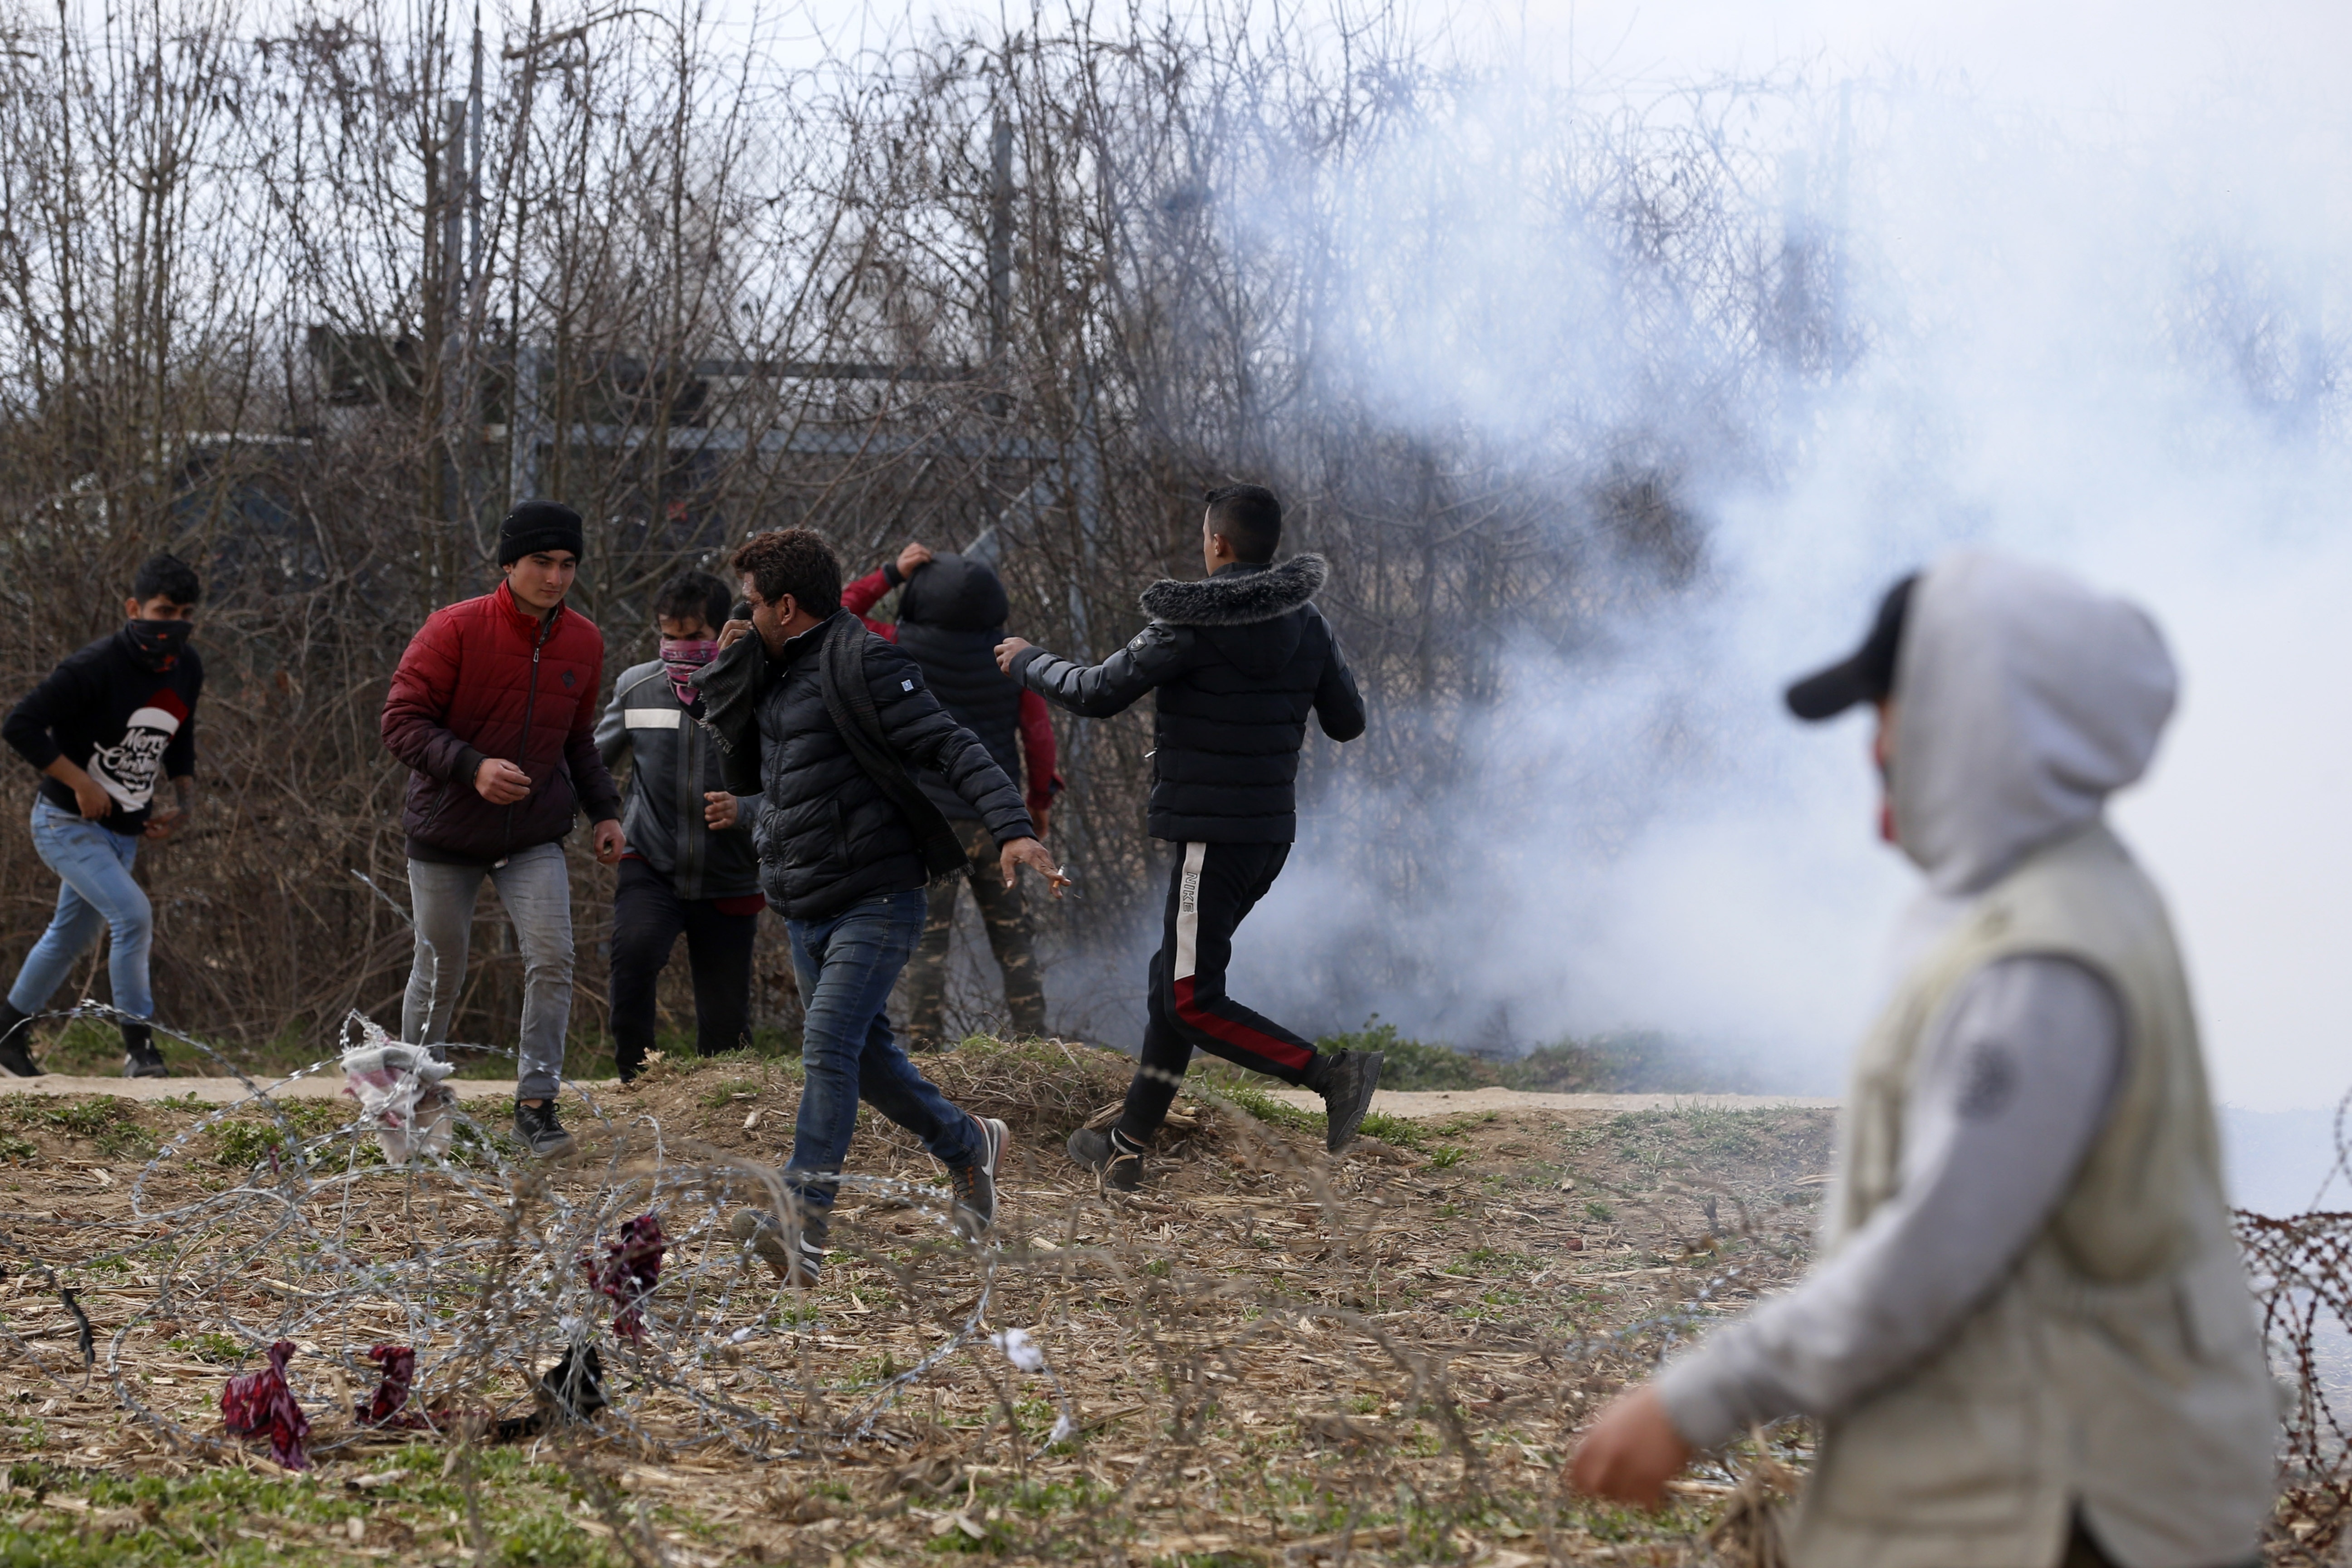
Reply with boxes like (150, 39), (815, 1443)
(120, 1022), (168, 1079)
(1066, 1126), (1144, 1192)
(730, 1206), (824, 1289)
(1318, 1049), (1385, 1153)
(950, 1116), (1010, 1239)
(514, 1100), (575, 1157)
(0, 1001), (41, 1078)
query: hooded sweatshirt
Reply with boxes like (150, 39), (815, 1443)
(1891, 553), (2179, 897)
(894, 555), (1029, 824)
(841, 561), (1063, 819)
(1653, 555), (2260, 1551)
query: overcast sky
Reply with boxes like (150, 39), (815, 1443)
(704, 0), (2352, 120)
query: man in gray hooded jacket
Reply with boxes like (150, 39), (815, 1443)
(1569, 553), (2276, 1568)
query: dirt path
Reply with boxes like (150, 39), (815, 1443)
(0, 1075), (1837, 1114)
(1265, 1084), (1838, 1118)
(0, 1072), (564, 1102)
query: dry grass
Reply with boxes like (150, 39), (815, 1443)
(0, 1039), (1842, 1565)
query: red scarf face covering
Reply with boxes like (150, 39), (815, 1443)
(659, 638), (720, 709)
(124, 617), (193, 672)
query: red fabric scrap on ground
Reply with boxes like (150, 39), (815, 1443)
(356, 1343), (420, 1426)
(220, 1339), (311, 1469)
(582, 1213), (666, 1342)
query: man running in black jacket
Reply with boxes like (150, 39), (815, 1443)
(995, 485), (1378, 1190)
(702, 529), (1067, 1285)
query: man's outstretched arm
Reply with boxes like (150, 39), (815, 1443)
(1571, 956), (2123, 1505)
(1313, 620), (1367, 741)
(996, 622), (1195, 717)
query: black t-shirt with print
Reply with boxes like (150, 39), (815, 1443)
(2, 627), (204, 835)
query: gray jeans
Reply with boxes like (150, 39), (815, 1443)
(403, 843), (573, 1101)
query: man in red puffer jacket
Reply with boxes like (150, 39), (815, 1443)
(380, 501), (625, 1155)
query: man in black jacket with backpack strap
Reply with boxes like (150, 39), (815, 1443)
(697, 528), (1066, 1286)
(995, 484), (1379, 1191)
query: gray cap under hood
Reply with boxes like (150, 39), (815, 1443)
(1891, 552), (2178, 897)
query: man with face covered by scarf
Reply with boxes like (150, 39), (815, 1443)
(0, 553), (206, 1077)
(594, 570), (765, 1080)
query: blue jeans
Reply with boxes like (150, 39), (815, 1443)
(10, 800), (153, 1020)
(785, 889), (978, 1213)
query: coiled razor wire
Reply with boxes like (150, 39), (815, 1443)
(8, 1001), (2352, 1565)
(0, 1004), (1077, 1472)
(2233, 1084), (2352, 1563)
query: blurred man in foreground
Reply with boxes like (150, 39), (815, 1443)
(1569, 554), (2275, 1568)
(996, 485), (1376, 1190)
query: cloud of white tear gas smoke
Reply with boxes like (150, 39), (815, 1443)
(1212, 59), (2352, 1111)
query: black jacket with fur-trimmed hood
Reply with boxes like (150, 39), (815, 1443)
(1009, 555), (1364, 843)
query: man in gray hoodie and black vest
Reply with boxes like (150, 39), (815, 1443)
(1569, 554), (2276, 1568)
(596, 570), (765, 1081)
(995, 484), (1381, 1189)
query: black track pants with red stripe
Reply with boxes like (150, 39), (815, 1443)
(1117, 840), (1328, 1144)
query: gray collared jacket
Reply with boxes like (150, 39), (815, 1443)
(595, 659), (763, 901)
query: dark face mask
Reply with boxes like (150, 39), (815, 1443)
(123, 617), (193, 671)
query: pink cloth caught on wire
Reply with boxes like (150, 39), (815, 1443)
(356, 1343), (421, 1427)
(220, 1339), (311, 1469)
(582, 1213), (667, 1343)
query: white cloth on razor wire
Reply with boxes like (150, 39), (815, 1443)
(342, 1022), (458, 1162)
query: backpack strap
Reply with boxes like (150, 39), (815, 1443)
(818, 615), (967, 880)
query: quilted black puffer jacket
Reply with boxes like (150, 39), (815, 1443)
(710, 612), (1033, 920)
(1009, 556), (1364, 843)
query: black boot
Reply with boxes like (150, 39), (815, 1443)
(514, 1099), (575, 1157)
(121, 1021), (168, 1078)
(1316, 1049), (1385, 1153)
(1066, 1126), (1146, 1192)
(0, 1000), (41, 1078)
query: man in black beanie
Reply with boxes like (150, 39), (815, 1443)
(381, 500), (624, 1155)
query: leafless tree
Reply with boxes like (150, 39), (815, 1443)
(0, 0), (1862, 1058)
